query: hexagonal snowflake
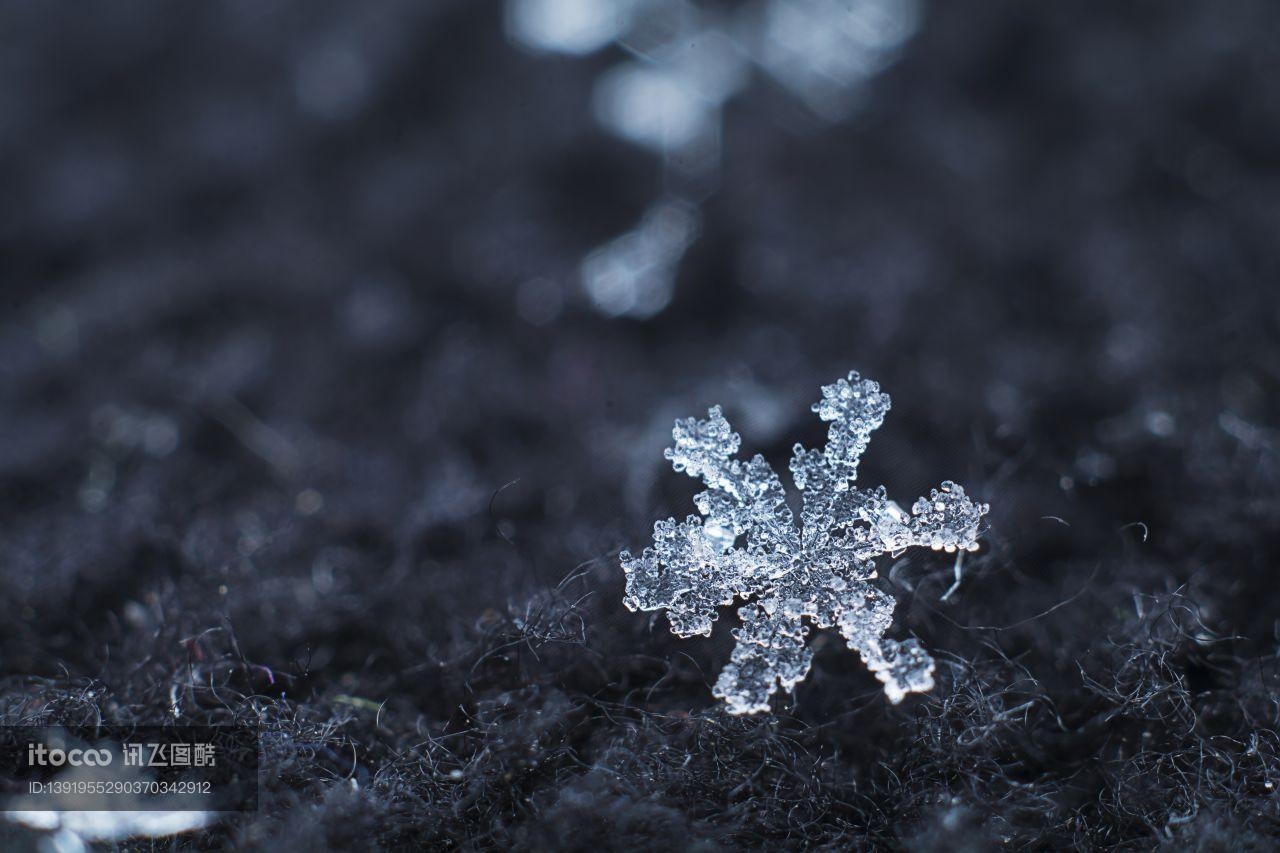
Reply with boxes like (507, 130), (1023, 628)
(621, 371), (989, 713)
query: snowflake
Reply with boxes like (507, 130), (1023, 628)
(621, 371), (989, 714)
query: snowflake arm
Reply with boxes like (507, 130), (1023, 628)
(713, 600), (813, 715)
(815, 574), (928, 701)
(809, 371), (891, 478)
(666, 406), (800, 558)
(620, 516), (748, 637)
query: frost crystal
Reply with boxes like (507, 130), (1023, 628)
(621, 372), (989, 714)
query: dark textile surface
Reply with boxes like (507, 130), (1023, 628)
(2, 1), (1279, 849)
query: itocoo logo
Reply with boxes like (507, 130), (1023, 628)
(27, 743), (113, 767)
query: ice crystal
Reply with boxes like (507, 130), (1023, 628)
(621, 371), (989, 714)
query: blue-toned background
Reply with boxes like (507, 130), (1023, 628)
(1, 1), (1278, 847)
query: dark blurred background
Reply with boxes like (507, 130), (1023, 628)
(2, 1), (1279, 848)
